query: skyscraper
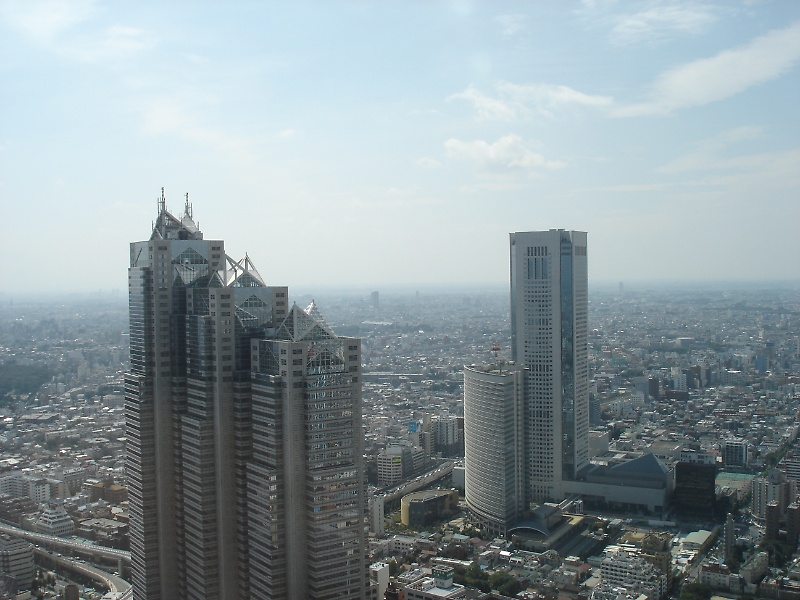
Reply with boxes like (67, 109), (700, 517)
(463, 363), (525, 536)
(510, 230), (589, 502)
(126, 193), (367, 599)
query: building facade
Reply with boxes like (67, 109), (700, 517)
(721, 438), (750, 467)
(433, 415), (462, 456)
(463, 364), (526, 536)
(35, 506), (75, 537)
(0, 534), (34, 592)
(403, 566), (466, 600)
(599, 546), (667, 599)
(377, 446), (414, 486)
(125, 196), (367, 600)
(510, 230), (589, 502)
(752, 469), (797, 521)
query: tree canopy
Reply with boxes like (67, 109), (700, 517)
(0, 363), (52, 400)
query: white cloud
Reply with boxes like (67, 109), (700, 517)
(686, 147), (800, 191)
(65, 25), (157, 62)
(0, 0), (96, 44)
(448, 85), (517, 120)
(494, 14), (528, 37)
(658, 125), (766, 173)
(609, 3), (719, 46)
(449, 82), (612, 120)
(614, 21), (800, 116)
(0, 0), (156, 63)
(574, 1), (721, 46)
(498, 82), (613, 114)
(415, 157), (442, 169)
(142, 98), (256, 165)
(444, 134), (565, 171)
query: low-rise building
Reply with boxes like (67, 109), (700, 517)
(35, 506), (75, 537)
(740, 551), (768, 585)
(699, 562), (738, 592)
(403, 566), (467, 599)
(89, 480), (127, 504)
(401, 489), (459, 528)
(599, 546), (667, 599)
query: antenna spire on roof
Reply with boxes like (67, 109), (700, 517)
(184, 192), (192, 218)
(158, 187), (166, 214)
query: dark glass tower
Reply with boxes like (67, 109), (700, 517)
(125, 194), (367, 599)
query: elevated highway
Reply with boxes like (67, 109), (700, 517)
(0, 521), (130, 565)
(36, 548), (131, 594)
(378, 461), (455, 504)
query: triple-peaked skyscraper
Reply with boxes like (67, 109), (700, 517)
(464, 230), (589, 533)
(125, 194), (367, 599)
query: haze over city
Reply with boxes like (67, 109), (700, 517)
(1, 0), (799, 296)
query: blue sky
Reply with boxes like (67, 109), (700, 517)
(1, 1), (799, 295)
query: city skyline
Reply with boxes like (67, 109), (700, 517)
(2, 1), (800, 295)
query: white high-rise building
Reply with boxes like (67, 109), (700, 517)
(433, 414), (460, 455)
(463, 363), (526, 536)
(510, 230), (589, 502)
(752, 469), (797, 520)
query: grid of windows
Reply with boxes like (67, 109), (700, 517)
(509, 230), (589, 504)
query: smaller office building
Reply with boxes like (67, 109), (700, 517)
(401, 490), (460, 529)
(0, 534), (34, 591)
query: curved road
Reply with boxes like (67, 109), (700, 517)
(36, 548), (131, 594)
(379, 461), (455, 504)
(0, 521), (132, 594)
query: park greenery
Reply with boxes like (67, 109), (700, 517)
(451, 563), (523, 596)
(680, 582), (711, 600)
(0, 362), (52, 403)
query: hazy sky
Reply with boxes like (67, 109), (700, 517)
(1, 1), (799, 295)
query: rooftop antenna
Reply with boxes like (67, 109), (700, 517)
(159, 187), (166, 214)
(492, 341), (503, 373)
(185, 192), (192, 218)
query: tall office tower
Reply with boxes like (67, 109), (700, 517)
(510, 230), (589, 502)
(463, 364), (526, 536)
(126, 194), (367, 600)
(248, 304), (366, 599)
